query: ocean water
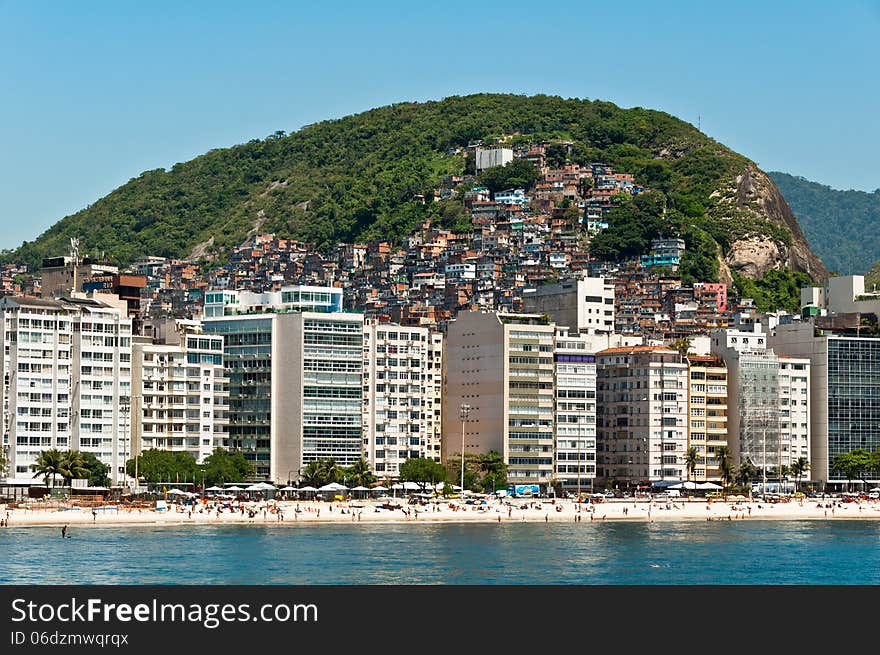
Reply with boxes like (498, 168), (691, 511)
(3, 520), (880, 585)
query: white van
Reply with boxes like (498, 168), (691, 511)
(654, 489), (680, 499)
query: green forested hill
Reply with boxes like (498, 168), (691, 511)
(5, 94), (809, 277)
(769, 171), (880, 275)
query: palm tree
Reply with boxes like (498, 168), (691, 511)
(685, 447), (700, 482)
(300, 461), (323, 487)
(737, 461), (758, 489)
(777, 464), (791, 493)
(345, 458), (376, 488)
(60, 450), (89, 485)
(715, 446), (733, 489)
(790, 457), (810, 493)
(31, 448), (65, 488)
(670, 337), (692, 357)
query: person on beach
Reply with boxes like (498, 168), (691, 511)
(92, 509), (97, 522)
(61, 525), (67, 538)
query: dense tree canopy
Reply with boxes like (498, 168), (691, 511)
(770, 172), (880, 275)
(4, 94), (764, 274)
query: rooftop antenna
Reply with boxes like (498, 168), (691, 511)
(69, 237), (80, 294)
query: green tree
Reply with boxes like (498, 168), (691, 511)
(671, 337), (692, 357)
(399, 457), (447, 491)
(59, 450), (89, 485)
(445, 452), (480, 492)
(685, 447), (700, 482)
(201, 448), (253, 486)
(300, 458), (339, 488)
(342, 458), (377, 488)
(545, 143), (568, 168)
(125, 449), (198, 484)
(736, 461), (758, 488)
(0, 446), (8, 478)
(478, 159), (540, 194)
(715, 446), (733, 488)
(31, 448), (65, 488)
(790, 457), (810, 493)
(80, 451), (110, 488)
(830, 450), (877, 490)
(476, 451), (508, 492)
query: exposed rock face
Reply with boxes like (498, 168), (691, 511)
(712, 165), (826, 282)
(726, 236), (783, 279)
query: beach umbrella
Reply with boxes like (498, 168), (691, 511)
(371, 485), (388, 492)
(696, 482), (723, 490)
(280, 486), (297, 491)
(350, 485), (370, 491)
(298, 486), (318, 492)
(318, 482), (348, 492)
(206, 486), (224, 492)
(167, 488), (188, 495)
(226, 485), (244, 491)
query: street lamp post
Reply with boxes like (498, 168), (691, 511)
(120, 396), (130, 491)
(459, 403), (472, 499)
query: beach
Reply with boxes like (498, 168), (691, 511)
(3, 496), (880, 528)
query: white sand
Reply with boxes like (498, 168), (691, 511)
(3, 496), (879, 528)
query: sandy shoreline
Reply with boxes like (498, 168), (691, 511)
(3, 497), (880, 528)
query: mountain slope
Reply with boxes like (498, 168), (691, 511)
(7, 94), (824, 282)
(769, 171), (880, 275)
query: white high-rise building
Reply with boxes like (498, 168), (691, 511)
(596, 346), (689, 486)
(553, 328), (597, 493)
(362, 322), (443, 478)
(711, 325), (810, 482)
(131, 322), (227, 465)
(0, 296), (131, 484)
(522, 274), (615, 335)
(203, 286), (363, 484)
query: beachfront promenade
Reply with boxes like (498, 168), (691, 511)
(3, 496), (880, 528)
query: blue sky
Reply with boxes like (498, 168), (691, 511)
(1, 0), (878, 251)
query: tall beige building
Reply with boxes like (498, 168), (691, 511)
(443, 311), (556, 489)
(686, 355), (728, 482)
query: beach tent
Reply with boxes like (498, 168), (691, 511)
(696, 482), (723, 490)
(371, 485), (389, 492)
(350, 485), (370, 499)
(167, 488), (188, 495)
(206, 486), (224, 492)
(226, 485), (244, 491)
(279, 486), (297, 491)
(650, 480), (680, 488)
(318, 483), (348, 492)
(297, 486), (318, 492)
(391, 482), (422, 491)
(669, 481), (697, 490)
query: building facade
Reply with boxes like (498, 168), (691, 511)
(362, 322), (443, 478)
(521, 274), (615, 335)
(686, 355), (728, 482)
(553, 328), (597, 493)
(596, 346), (689, 486)
(131, 324), (227, 465)
(0, 297), (132, 484)
(443, 311), (556, 488)
(204, 297), (364, 484)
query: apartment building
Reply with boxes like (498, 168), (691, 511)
(596, 346), (689, 486)
(553, 328), (597, 493)
(770, 321), (874, 487)
(362, 322), (443, 478)
(686, 355), (728, 482)
(522, 274), (615, 335)
(443, 311), (556, 488)
(203, 286), (363, 483)
(0, 296), (131, 483)
(131, 322), (227, 464)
